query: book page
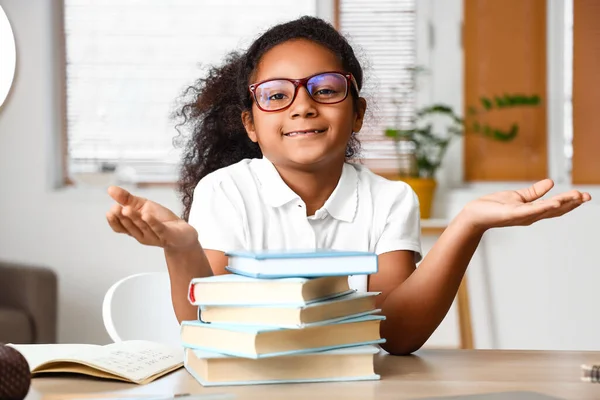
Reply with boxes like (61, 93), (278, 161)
(8, 343), (99, 370)
(82, 341), (183, 382)
(9, 341), (183, 383)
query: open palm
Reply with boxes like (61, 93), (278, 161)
(106, 186), (198, 250)
(464, 179), (591, 230)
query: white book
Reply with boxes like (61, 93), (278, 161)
(188, 274), (352, 306)
(200, 291), (381, 328)
(184, 344), (381, 386)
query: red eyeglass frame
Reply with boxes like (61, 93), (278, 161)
(248, 71), (360, 112)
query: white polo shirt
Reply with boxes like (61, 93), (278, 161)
(188, 157), (422, 292)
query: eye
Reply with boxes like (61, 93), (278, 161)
(313, 88), (339, 98)
(315, 88), (337, 95)
(268, 93), (288, 101)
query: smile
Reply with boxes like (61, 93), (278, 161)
(283, 129), (327, 137)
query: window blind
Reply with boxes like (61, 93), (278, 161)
(64, 0), (315, 184)
(339, 0), (417, 170)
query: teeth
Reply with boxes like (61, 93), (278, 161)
(285, 130), (323, 136)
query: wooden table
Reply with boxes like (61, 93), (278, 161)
(26, 349), (600, 399)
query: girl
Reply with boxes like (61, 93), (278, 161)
(106, 16), (590, 355)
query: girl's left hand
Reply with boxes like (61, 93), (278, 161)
(462, 179), (591, 232)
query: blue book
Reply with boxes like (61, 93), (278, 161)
(180, 314), (385, 359)
(184, 344), (381, 386)
(224, 249), (378, 278)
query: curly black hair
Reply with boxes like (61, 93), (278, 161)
(174, 16), (364, 221)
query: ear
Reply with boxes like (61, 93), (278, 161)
(352, 97), (367, 133)
(242, 110), (258, 143)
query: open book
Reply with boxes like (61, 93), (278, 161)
(8, 340), (183, 384)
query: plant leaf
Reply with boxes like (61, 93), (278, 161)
(384, 128), (399, 138)
(480, 97), (493, 110)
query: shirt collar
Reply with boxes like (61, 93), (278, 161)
(321, 163), (358, 223)
(254, 157), (358, 223)
(254, 157), (300, 207)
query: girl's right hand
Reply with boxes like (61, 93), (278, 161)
(106, 186), (199, 251)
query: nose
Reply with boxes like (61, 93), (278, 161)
(289, 86), (318, 119)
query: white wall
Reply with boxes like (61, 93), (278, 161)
(420, 0), (600, 350)
(0, 0), (180, 344)
(1, 0), (600, 350)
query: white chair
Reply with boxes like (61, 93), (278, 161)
(102, 272), (181, 346)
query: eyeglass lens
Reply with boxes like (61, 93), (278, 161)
(254, 73), (348, 111)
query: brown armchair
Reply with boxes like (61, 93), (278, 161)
(0, 261), (58, 344)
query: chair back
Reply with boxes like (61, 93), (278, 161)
(102, 272), (180, 346)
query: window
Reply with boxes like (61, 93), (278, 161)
(64, 0), (316, 185)
(463, 0), (589, 183)
(338, 0), (417, 171)
(571, 0), (600, 184)
(463, 0), (548, 181)
(563, 0), (573, 173)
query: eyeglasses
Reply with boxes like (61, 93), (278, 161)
(248, 71), (359, 112)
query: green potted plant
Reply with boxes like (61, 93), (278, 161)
(383, 67), (540, 219)
(383, 103), (462, 219)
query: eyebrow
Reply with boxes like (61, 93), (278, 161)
(252, 64), (346, 81)
(253, 71), (328, 81)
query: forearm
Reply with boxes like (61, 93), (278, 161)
(380, 211), (485, 355)
(164, 243), (214, 323)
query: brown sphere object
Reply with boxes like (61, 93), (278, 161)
(0, 344), (31, 400)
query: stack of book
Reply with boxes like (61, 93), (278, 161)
(180, 249), (385, 386)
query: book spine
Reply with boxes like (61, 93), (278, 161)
(188, 282), (196, 304)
